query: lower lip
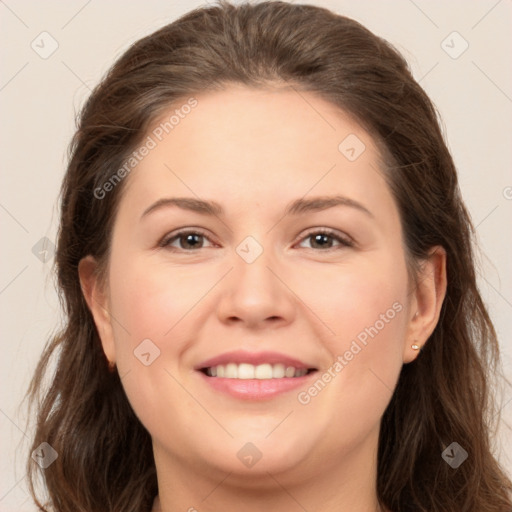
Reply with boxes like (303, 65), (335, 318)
(197, 371), (316, 400)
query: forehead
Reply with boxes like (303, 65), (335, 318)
(119, 85), (395, 221)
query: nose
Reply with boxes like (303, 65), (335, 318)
(216, 241), (296, 330)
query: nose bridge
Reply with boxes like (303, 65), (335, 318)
(232, 233), (279, 299)
(216, 231), (294, 325)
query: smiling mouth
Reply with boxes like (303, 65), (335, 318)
(200, 363), (318, 379)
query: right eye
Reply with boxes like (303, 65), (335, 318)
(159, 229), (215, 251)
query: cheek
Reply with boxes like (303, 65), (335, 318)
(111, 269), (176, 339)
(294, 264), (407, 448)
(300, 252), (408, 345)
(108, 255), (208, 343)
(106, 255), (222, 384)
(103, 256), (188, 407)
(105, 258), (195, 431)
(297, 252), (408, 402)
(334, 269), (407, 350)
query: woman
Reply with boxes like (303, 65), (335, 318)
(26, 1), (512, 511)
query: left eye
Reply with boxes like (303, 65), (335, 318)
(160, 229), (353, 252)
(297, 229), (353, 250)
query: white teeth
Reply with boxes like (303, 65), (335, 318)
(273, 363), (285, 378)
(255, 363), (272, 379)
(238, 363), (255, 379)
(225, 363), (238, 378)
(205, 363), (310, 379)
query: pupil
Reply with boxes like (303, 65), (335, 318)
(184, 234), (201, 248)
(313, 234), (331, 248)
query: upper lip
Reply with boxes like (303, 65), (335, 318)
(195, 350), (317, 371)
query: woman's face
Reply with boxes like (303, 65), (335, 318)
(85, 85), (433, 483)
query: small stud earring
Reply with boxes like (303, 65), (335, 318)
(411, 343), (420, 351)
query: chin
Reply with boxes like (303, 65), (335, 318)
(188, 429), (315, 479)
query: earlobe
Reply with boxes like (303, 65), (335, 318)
(78, 255), (116, 365)
(404, 246), (447, 364)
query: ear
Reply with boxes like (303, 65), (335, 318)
(403, 246), (447, 364)
(78, 255), (116, 365)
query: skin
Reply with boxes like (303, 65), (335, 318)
(80, 84), (447, 512)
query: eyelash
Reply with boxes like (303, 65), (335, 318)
(159, 227), (354, 253)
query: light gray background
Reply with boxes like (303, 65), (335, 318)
(1, 0), (511, 509)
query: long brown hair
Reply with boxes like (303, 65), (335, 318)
(25, 1), (512, 510)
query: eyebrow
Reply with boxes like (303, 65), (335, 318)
(140, 195), (374, 220)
